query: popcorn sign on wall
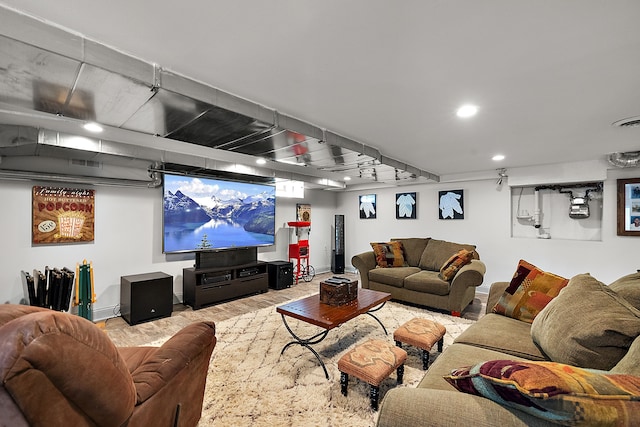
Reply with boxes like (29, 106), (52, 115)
(32, 186), (95, 244)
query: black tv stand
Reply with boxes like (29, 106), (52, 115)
(183, 249), (268, 309)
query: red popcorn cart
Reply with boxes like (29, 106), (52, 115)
(287, 221), (315, 283)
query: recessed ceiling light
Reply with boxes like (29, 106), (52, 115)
(256, 158), (266, 165)
(83, 122), (103, 133)
(344, 176), (351, 181)
(456, 104), (478, 118)
(492, 154), (505, 161)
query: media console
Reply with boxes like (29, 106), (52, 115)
(183, 253), (268, 309)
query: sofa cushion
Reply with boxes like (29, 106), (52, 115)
(419, 239), (476, 272)
(609, 272), (640, 310)
(454, 313), (547, 360)
(370, 241), (406, 268)
(417, 343), (530, 391)
(391, 238), (430, 267)
(369, 266), (420, 288)
(612, 336), (640, 376)
(404, 271), (450, 296)
(531, 273), (640, 370)
(492, 260), (569, 323)
(439, 249), (474, 281)
(444, 360), (640, 426)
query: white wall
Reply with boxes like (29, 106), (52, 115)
(2, 166), (635, 318)
(339, 168), (636, 293)
(0, 179), (336, 320)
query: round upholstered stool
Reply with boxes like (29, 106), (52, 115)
(393, 318), (446, 370)
(337, 339), (407, 411)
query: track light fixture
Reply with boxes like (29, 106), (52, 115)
(496, 168), (508, 185)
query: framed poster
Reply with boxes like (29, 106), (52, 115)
(396, 192), (417, 219)
(296, 203), (311, 222)
(32, 186), (95, 244)
(617, 178), (640, 236)
(359, 194), (377, 219)
(439, 189), (464, 219)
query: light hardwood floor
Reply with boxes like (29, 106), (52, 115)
(103, 271), (487, 336)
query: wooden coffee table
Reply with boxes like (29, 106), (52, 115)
(276, 288), (392, 379)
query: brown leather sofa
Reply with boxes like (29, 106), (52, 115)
(0, 304), (216, 427)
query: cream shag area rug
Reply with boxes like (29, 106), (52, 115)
(183, 298), (475, 427)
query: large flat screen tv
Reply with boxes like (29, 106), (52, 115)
(163, 173), (276, 253)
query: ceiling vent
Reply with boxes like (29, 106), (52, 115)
(70, 158), (101, 168)
(612, 116), (640, 128)
(607, 151), (640, 168)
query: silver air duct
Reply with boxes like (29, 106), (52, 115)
(608, 151), (640, 168)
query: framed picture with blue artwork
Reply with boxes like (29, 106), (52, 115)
(396, 192), (417, 219)
(617, 178), (640, 236)
(439, 189), (464, 219)
(359, 194), (376, 219)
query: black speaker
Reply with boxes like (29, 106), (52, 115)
(120, 272), (173, 325)
(268, 261), (293, 290)
(332, 214), (345, 273)
(334, 214), (345, 255)
(331, 250), (345, 274)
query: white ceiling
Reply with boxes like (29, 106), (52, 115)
(1, 0), (639, 179)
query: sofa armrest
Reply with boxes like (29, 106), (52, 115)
(351, 251), (376, 289)
(450, 259), (485, 292)
(377, 388), (554, 427)
(486, 281), (510, 314)
(121, 321), (216, 404)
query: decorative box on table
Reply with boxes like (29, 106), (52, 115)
(320, 277), (358, 306)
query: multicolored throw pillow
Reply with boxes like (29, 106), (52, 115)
(370, 241), (406, 268)
(444, 360), (640, 426)
(492, 259), (568, 323)
(439, 249), (474, 281)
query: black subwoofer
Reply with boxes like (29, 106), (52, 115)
(268, 261), (293, 290)
(120, 272), (173, 325)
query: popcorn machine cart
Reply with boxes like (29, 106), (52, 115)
(287, 221), (315, 283)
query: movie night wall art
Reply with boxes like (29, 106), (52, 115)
(32, 186), (95, 244)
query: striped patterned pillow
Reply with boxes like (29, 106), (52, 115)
(444, 360), (640, 426)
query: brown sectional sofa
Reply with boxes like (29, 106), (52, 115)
(376, 272), (640, 427)
(352, 238), (486, 316)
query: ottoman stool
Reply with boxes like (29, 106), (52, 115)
(393, 318), (446, 370)
(337, 339), (407, 410)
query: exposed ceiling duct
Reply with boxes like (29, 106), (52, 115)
(607, 151), (640, 168)
(0, 124), (347, 189)
(0, 7), (439, 187)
